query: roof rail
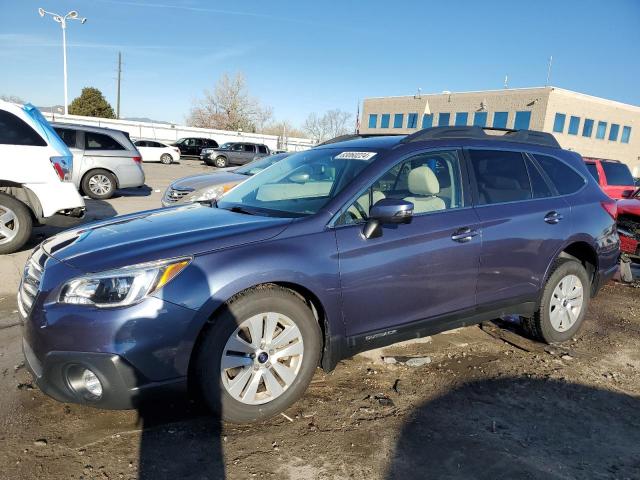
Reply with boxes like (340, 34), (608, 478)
(317, 133), (403, 146)
(401, 126), (560, 149)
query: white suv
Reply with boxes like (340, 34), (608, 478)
(0, 101), (85, 254)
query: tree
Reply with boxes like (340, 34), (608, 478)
(187, 72), (272, 132)
(68, 87), (115, 118)
(261, 120), (307, 139)
(302, 109), (353, 143)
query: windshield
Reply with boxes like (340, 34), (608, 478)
(217, 148), (378, 217)
(235, 153), (289, 176)
(218, 142), (233, 150)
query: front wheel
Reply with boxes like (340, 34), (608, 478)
(214, 156), (228, 168)
(196, 285), (321, 423)
(0, 193), (32, 254)
(82, 169), (116, 199)
(522, 259), (590, 343)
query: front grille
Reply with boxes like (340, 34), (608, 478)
(164, 187), (193, 204)
(18, 247), (46, 315)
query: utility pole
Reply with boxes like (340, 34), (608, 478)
(116, 51), (122, 119)
(546, 55), (553, 87)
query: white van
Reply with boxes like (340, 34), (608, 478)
(0, 101), (85, 254)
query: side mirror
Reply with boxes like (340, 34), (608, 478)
(621, 189), (634, 198)
(363, 198), (414, 239)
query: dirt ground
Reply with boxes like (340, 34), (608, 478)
(1, 279), (639, 480)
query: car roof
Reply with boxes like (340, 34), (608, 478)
(51, 122), (127, 136)
(315, 135), (405, 150)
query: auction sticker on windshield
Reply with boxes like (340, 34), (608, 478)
(335, 151), (377, 160)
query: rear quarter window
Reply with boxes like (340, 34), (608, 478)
(601, 162), (634, 186)
(585, 163), (600, 182)
(533, 154), (586, 195)
(85, 132), (125, 151)
(0, 110), (46, 146)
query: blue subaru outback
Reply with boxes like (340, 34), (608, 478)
(20, 126), (619, 423)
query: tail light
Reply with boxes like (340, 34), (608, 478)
(601, 200), (618, 220)
(50, 156), (71, 181)
(132, 156), (142, 164)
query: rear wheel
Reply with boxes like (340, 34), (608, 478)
(160, 153), (173, 165)
(214, 156), (228, 168)
(522, 259), (590, 343)
(0, 193), (32, 254)
(196, 285), (321, 423)
(82, 169), (116, 199)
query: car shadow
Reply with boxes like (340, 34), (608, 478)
(385, 377), (640, 479)
(111, 185), (153, 198)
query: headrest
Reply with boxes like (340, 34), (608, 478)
(408, 166), (440, 195)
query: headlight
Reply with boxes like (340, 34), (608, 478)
(188, 183), (236, 203)
(59, 257), (191, 307)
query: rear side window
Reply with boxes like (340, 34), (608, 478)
(469, 150), (531, 205)
(601, 162), (634, 186)
(0, 110), (46, 146)
(54, 128), (77, 148)
(585, 163), (600, 182)
(258, 145), (268, 154)
(533, 154), (586, 195)
(243, 144), (256, 153)
(85, 132), (125, 151)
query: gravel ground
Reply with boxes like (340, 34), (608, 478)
(0, 160), (639, 480)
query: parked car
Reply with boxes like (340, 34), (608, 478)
(133, 140), (180, 164)
(584, 158), (636, 199)
(172, 137), (218, 157)
(615, 188), (640, 258)
(201, 142), (270, 168)
(162, 153), (290, 207)
(0, 101), (85, 254)
(52, 123), (145, 200)
(20, 126), (619, 423)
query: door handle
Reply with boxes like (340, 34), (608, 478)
(451, 227), (479, 243)
(544, 211), (564, 224)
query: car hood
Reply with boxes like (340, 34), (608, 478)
(170, 171), (246, 191)
(42, 204), (292, 272)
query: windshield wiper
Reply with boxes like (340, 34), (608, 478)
(228, 205), (255, 215)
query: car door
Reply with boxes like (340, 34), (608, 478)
(134, 141), (151, 162)
(229, 143), (245, 164)
(241, 144), (256, 164)
(466, 148), (571, 308)
(334, 149), (481, 338)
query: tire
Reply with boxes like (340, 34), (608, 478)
(522, 259), (590, 343)
(0, 193), (32, 255)
(196, 285), (322, 423)
(214, 156), (228, 168)
(160, 153), (173, 165)
(82, 169), (116, 200)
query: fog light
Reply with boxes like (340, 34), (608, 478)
(82, 369), (103, 398)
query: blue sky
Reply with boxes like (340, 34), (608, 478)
(1, 0), (638, 126)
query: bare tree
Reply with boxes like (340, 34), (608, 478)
(187, 72), (272, 132)
(302, 109), (353, 142)
(262, 120), (306, 139)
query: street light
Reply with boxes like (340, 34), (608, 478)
(38, 8), (87, 115)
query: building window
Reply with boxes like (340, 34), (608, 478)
(596, 121), (607, 139)
(609, 123), (620, 141)
(368, 114), (378, 129)
(582, 119), (594, 137)
(621, 126), (632, 144)
(393, 113), (404, 129)
(553, 113), (566, 133)
(514, 111), (532, 130)
(567, 116), (580, 135)
(407, 113), (418, 129)
(438, 113), (450, 126)
(473, 111), (488, 127)
(422, 114), (433, 128)
(380, 114), (390, 129)
(454, 112), (468, 126)
(493, 112), (508, 128)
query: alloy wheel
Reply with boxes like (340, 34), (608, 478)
(0, 207), (19, 245)
(220, 312), (304, 405)
(88, 174), (112, 196)
(549, 274), (584, 332)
